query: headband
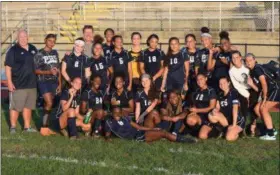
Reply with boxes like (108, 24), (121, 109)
(201, 33), (212, 38)
(74, 40), (85, 46)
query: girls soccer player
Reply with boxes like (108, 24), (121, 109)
(55, 77), (91, 139)
(110, 74), (134, 116)
(161, 37), (189, 95)
(186, 73), (217, 139)
(128, 32), (142, 93)
(34, 34), (61, 136)
(245, 53), (279, 140)
(135, 74), (159, 124)
(139, 34), (165, 91)
(61, 39), (91, 89)
(197, 27), (215, 77)
(208, 77), (245, 141)
(181, 34), (200, 91)
(105, 106), (197, 143)
(207, 31), (232, 90)
(160, 90), (189, 135)
(90, 42), (113, 93)
(80, 75), (106, 137)
(103, 28), (115, 62)
(109, 35), (132, 91)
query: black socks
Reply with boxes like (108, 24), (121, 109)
(42, 110), (51, 127)
(67, 118), (77, 137)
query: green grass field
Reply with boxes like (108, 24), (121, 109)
(1, 104), (279, 175)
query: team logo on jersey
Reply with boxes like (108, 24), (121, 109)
(43, 55), (58, 64)
(21, 52), (24, 55)
(31, 50), (36, 55)
(117, 121), (124, 126)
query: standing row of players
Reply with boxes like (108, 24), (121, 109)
(5, 26), (279, 142)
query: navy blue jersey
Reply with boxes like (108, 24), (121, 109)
(181, 47), (200, 77)
(4, 43), (38, 89)
(102, 43), (114, 62)
(110, 89), (133, 108)
(105, 116), (138, 139)
(81, 89), (104, 110)
(164, 51), (189, 73)
(135, 90), (157, 113)
(109, 49), (131, 78)
(192, 87), (217, 117)
(250, 64), (279, 92)
(90, 56), (110, 76)
(34, 49), (60, 82)
(212, 51), (231, 80)
(218, 89), (240, 124)
(62, 53), (90, 81)
(140, 48), (165, 76)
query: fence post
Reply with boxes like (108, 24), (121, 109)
(272, 2), (275, 32)
(169, 2), (172, 31)
(123, 3), (126, 31)
(219, 2), (222, 31)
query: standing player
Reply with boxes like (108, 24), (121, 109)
(135, 74), (159, 124)
(139, 34), (165, 91)
(197, 27), (215, 77)
(128, 32), (143, 93)
(208, 77), (245, 141)
(109, 35), (132, 91)
(181, 34), (200, 92)
(80, 75), (106, 137)
(245, 53), (279, 140)
(105, 106), (197, 143)
(110, 74), (134, 116)
(90, 42), (113, 93)
(61, 39), (91, 90)
(34, 34), (61, 136)
(103, 28), (115, 62)
(55, 77), (91, 139)
(161, 37), (189, 95)
(207, 31), (232, 91)
(186, 73), (217, 139)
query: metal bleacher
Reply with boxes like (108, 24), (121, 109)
(1, 1), (279, 65)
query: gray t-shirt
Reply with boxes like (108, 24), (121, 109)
(84, 42), (93, 58)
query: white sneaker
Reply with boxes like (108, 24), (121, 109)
(259, 134), (276, 141)
(274, 129), (278, 136)
(172, 132), (177, 136)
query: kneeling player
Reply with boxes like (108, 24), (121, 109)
(56, 77), (91, 139)
(80, 75), (107, 137)
(208, 77), (245, 141)
(105, 107), (197, 143)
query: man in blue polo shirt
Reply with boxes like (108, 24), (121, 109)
(5, 29), (38, 134)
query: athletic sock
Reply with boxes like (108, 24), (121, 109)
(67, 118), (77, 137)
(42, 110), (51, 127)
(93, 119), (101, 132)
(267, 128), (274, 136)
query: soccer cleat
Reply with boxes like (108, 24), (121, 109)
(9, 128), (16, 134)
(69, 136), (78, 140)
(60, 129), (69, 137)
(92, 130), (101, 138)
(172, 132), (177, 136)
(22, 127), (37, 133)
(259, 134), (276, 141)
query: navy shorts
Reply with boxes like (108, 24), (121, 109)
(267, 88), (280, 102)
(135, 130), (145, 141)
(38, 81), (58, 96)
(236, 116), (246, 129)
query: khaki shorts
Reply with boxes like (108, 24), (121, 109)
(9, 88), (37, 112)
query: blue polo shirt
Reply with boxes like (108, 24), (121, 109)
(4, 43), (38, 89)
